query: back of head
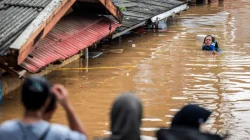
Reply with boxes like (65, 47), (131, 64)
(21, 75), (51, 111)
(171, 104), (211, 129)
(110, 93), (142, 140)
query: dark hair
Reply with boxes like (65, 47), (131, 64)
(110, 94), (143, 140)
(21, 76), (51, 111)
(203, 35), (215, 44)
(45, 94), (57, 113)
(171, 104), (211, 129)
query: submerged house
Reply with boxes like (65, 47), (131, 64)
(0, 0), (189, 98)
(112, 0), (188, 39)
(0, 0), (122, 97)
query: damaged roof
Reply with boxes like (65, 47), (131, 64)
(21, 14), (120, 73)
(0, 0), (52, 56)
(75, 0), (123, 23)
(112, 0), (186, 38)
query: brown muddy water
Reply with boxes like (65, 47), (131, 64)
(1, 0), (250, 139)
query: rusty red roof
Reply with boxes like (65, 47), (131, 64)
(20, 15), (120, 73)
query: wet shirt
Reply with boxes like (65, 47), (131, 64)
(202, 43), (216, 51)
(0, 120), (86, 140)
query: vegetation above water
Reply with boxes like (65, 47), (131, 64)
(119, 6), (127, 11)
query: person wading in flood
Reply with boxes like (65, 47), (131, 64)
(202, 35), (219, 54)
(0, 76), (87, 140)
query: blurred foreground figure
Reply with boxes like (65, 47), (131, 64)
(43, 93), (57, 121)
(0, 76), (87, 140)
(96, 93), (155, 140)
(157, 104), (226, 140)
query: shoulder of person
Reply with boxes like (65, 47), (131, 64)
(50, 123), (86, 140)
(93, 137), (109, 140)
(0, 120), (19, 132)
(141, 135), (157, 140)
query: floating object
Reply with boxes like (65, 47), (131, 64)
(132, 44), (136, 47)
(88, 52), (103, 58)
(108, 49), (124, 54)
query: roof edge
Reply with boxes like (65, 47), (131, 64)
(9, 0), (76, 65)
(151, 4), (188, 23)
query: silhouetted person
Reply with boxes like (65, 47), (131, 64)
(157, 104), (225, 140)
(0, 76), (87, 140)
(96, 93), (155, 140)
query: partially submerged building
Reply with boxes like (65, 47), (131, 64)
(0, 0), (188, 99)
(0, 0), (122, 98)
(112, 0), (188, 39)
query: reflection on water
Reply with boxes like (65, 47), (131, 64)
(1, 0), (250, 139)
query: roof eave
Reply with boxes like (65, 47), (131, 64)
(9, 0), (76, 65)
(77, 0), (123, 23)
(98, 0), (123, 23)
(151, 4), (188, 23)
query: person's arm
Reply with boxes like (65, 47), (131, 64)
(64, 102), (87, 135)
(209, 44), (216, 54)
(52, 84), (87, 136)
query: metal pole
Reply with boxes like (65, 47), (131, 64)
(119, 36), (122, 48)
(85, 48), (89, 59)
(0, 69), (2, 102)
(85, 48), (89, 73)
(119, 36), (121, 43)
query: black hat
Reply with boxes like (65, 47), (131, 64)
(21, 75), (52, 111)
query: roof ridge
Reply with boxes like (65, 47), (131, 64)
(2, 3), (44, 9)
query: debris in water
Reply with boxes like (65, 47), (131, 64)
(132, 44), (136, 47)
(108, 49), (124, 54)
(88, 52), (103, 58)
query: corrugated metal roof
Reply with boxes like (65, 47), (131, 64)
(21, 15), (120, 73)
(112, 0), (184, 37)
(0, 0), (52, 56)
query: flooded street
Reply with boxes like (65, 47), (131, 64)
(1, 0), (250, 139)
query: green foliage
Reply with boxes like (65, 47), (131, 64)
(119, 6), (127, 11)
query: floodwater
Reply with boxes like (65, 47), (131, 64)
(1, 0), (250, 139)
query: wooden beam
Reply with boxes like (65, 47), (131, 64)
(0, 63), (19, 77)
(0, 55), (18, 67)
(112, 21), (146, 39)
(98, 0), (123, 23)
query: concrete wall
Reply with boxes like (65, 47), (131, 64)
(2, 75), (22, 96)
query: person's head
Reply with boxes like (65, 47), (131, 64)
(203, 35), (213, 46)
(110, 93), (143, 140)
(21, 76), (51, 114)
(43, 94), (57, 121)
(171, 104), (211, 130)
